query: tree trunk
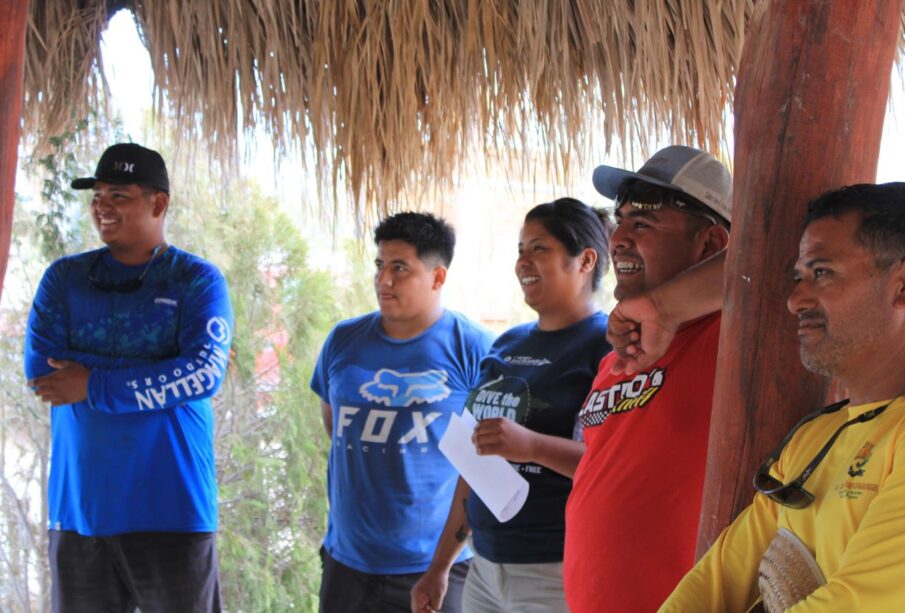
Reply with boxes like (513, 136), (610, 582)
(0, 0), (29, 303)
(698, 0), (902, 555)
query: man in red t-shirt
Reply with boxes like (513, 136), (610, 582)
(564, 146), (732, 613)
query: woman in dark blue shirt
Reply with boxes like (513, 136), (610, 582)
(412, 197), (613, 613)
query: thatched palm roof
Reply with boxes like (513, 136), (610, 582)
(24, 1), (753, 216)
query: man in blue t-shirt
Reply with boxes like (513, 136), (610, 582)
(311, 212), (493, 612)
(25, 143), (233, 612)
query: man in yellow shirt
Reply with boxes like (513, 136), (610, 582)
(641, 182), (905, 611)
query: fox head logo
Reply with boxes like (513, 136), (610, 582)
(359, 369), (451, 407)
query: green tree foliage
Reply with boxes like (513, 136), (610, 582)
(170, 175), (348, 611)
(0, 121), (106, 613)
(0, 296), (51, 613)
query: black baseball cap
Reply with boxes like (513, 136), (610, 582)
(71, 143), (170, 193)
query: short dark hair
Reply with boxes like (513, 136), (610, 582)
(374, 212), (456, 267)
(804, 182), (905, 270)
(524, 197), (613, 291)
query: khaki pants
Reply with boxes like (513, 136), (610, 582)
(463, 552), (568, 613)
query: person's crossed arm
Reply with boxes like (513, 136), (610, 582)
(25, 261), (233, 413)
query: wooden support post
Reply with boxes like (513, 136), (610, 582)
(697, 0), (902, 555)
(0, 0), (29, 303)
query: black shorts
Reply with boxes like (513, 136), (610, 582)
(49, 530), (221, 613)
(319, 547), (470, 613)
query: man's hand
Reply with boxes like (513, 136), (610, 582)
(472, 417), (537, 463)
(607, 292), (678, 375)
(28, 359), (90, 406)
(410, 567), (448, 613)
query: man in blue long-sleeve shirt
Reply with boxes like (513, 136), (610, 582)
(25, 143), (233, 613)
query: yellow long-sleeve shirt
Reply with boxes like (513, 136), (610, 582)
(661, 397), (905, 612)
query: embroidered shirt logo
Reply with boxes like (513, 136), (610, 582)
(847, 441), (875, 478)
(359, 369), (451, 407)
(578, 368), (666, 428)
(835, 441), (880, 500)
(154, 297), (178, 307)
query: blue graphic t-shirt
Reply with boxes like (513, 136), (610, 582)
(466, 311), (610, 563)
(311, 310), (494, 574)
(24, 247), (233, 536)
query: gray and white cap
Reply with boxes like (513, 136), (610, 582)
(592, 145), (732, 223)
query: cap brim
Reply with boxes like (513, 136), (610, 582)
(592, 165), (683, 200)
(71, 176), (145, 190)
(70, 177), (96, 190)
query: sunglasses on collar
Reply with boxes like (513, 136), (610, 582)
(752, 399), (891, 508)
(88, 244), (165, 294)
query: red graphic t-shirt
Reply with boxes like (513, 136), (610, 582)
(564, 312), (721, 613)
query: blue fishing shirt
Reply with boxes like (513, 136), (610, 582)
(24, 246), (233, 536)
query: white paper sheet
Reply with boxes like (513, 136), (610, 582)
(438, 409), (529, 522)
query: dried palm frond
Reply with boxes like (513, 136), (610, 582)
(23, 1), (760, 222)
(24, 1), (109, 143)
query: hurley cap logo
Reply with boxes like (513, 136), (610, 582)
(113, 162), (135, 173)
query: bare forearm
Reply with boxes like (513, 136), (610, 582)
(530, 434), (585, 478)
(426, 478), (472, 572)
(473, 418), (584, 477)
(651, 250), (725, 325)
